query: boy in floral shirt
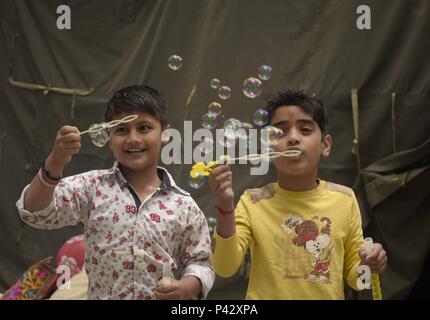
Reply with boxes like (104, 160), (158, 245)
(16, 85), (214, 300)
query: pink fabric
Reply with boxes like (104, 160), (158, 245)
(56, 234), (85, 278)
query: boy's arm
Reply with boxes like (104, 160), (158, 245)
(209, 164), (252, 277)
(344, 194), (388, 291)
(343, 193), (366, 290)
(24, 126), (81, 212)
(168, 201), (215, 299)
(209, 164), (235, 237)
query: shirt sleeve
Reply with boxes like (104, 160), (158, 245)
(180, 199), (215, 299)
(211, 192), (253, 277)
(343, 192), (365, 290)
(16, 173), (94, 230)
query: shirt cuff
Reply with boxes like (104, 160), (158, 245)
(182, 264), (215, 299)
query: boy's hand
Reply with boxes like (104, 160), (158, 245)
(359, 242), (387, 274)
(48, 126), (81, 168)
(209, 164), (235, 212)
(154, 278), (189, 300)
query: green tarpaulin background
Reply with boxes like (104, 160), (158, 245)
(1, 0), (429, 299)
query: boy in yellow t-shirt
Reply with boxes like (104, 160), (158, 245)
(209, 89), (387, 299)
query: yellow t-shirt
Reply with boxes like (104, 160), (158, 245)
(212, 180), (365, 299)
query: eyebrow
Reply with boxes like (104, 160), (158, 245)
(271, 119), (317, 127)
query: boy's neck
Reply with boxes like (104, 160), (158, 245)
(277, 172), (319, 192)
(120, 164), (161, 194)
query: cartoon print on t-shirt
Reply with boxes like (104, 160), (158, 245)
(281, 215), (335, 283)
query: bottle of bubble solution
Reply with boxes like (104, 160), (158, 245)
(364, 237), (382, 300)
(159, 263), (173, 287)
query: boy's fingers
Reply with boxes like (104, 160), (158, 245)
(60, 132), (81, 142)
(211, 164), (230, 176)
(359, 249), (367, 261)
(217, 181), (232, 191)
(366, 245), (383, 261)
(59, 126), (79, 135)
(214, 171), (232, 184)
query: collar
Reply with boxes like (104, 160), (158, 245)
(109, 161), (190, 196)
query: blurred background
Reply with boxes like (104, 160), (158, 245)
(0, 0), (429, 299)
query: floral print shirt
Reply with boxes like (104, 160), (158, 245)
(16, 162), (214, 300)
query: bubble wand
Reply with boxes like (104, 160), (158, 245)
(190, 149), (302, 178)
(79, 114), (138, 135)
(364, 237), (382, 300)
(78, 114), (138, 147)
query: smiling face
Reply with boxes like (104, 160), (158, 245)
(108, 111), (166, 175)
(270, 105), (332, 177)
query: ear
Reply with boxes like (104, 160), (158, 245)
(161, 124), (171, 145)
(321, 134), (332, 157)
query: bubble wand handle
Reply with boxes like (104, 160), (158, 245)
(364, 237), (383, 300)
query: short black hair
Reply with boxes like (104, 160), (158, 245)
(266, 89), (328, 135)
(105, 85), (167, 126)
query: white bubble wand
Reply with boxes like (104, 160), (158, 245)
(79, 114), (138, 147)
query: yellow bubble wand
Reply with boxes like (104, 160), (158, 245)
(190, 149), (302, 178)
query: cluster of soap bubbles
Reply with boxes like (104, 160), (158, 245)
(188, 117), (284, 189)
(167, 56), (276, 190)
(209, 78), (232, 101)
(241, 64), (272, 99)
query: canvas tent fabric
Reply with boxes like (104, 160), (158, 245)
(0, 0), (429, 298)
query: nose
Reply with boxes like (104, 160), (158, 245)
(126, 128), (140, 144)
(286, 128), (300, 146)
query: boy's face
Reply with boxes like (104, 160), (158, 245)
(108, 111), (167, 174)
(270, 105), (331, 177)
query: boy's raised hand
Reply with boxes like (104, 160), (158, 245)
(209, 163), (235, 212)
(48, 126), (81, 168)
(359, 242), (387, 274)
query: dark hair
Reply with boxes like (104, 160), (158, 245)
(266, 89), (328, 135)
(105, 85), (167, 126)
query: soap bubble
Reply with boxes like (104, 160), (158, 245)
(201, 113), (217, 129)
(88, 124), (109, 147)
(253, 109), (269, 127)
(218, 86), (231, 100)
(207, 217), (217, 225)
(210, 78), (221, 90)
(188, 174), (205, 189)
(242, 77), (262, 99)
(208, 102), (222, 116)
(257, 65), (273, 81)
(224, 118), (242, 140)
(262, 125), (284, 146)
(168, 55), (183, 70)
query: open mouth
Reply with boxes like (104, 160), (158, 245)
(125, 149), (146, 154)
